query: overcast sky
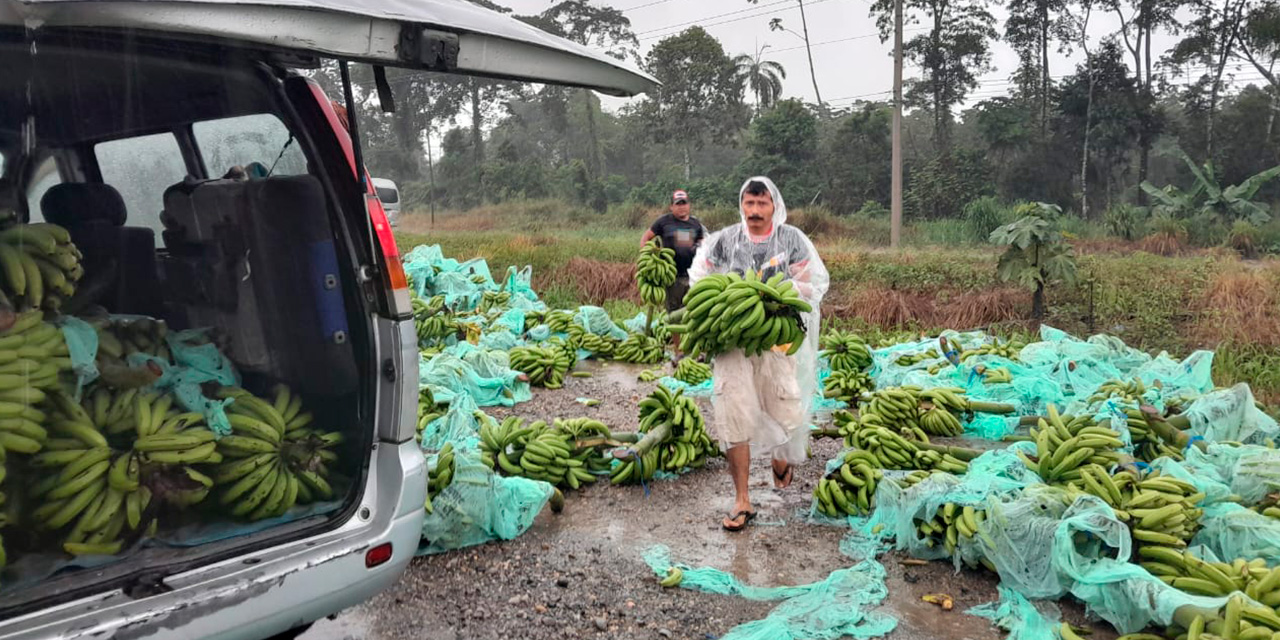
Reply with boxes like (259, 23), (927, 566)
(501, 0), (1271, 113)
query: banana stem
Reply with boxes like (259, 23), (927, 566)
(600, 432), (641, 444)
(919, 443), (983, 461)
(810, 427), (842, 439)
(1019, 415), (1044, 427)
(1145, 413), (1203, 452)
(613, 422), (672, 459)
(966, 401), (1016, 415)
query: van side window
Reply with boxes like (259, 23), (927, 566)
(193, 114), (308, 178)
(95, 132), (187, 233)
(25, 156), (62, 222)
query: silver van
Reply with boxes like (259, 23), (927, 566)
(0, 1), (654, 638)
(372, 178), (400, 227)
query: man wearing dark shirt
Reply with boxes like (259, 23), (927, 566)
(640, 189), (706, 312)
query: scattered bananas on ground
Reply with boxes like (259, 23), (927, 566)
(416, 388), (444, 441)
(673, 358), (711, 386)
(1018, 406), (1126, 484)
(614, 333), (665, 365)
(667, 270), (810, 359)
(509, 344), (574, 389)
(214, 385), (339, 521)
(636, 239), (677, 308)
(568, 325), (619, 358)
(913, 501), (996, 566)
(820, 330), (872, 373)
(612, 385), (718, 484)
(637, 368), (663, 383)
(959, 340), (1025, 362)
(982, 366), (1012, 385)
(898, 349), (939, 368)
(423, 442), (455, 514)
(481, 417), (603, 490)
(410, 293), (457, 345)
(1090, 378), (1149, 405)
(814, 448), (882, 517)
(0, 222), (82, 312)
(823, 368), (874, 403)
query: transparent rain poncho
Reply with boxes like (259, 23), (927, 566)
(687, 176), (830, 463)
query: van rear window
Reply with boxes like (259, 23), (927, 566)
(376, 187), (399, 204)
(193, 114), (308, 179)
(95, 132), (187, 233)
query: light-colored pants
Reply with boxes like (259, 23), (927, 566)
(711, 349), (805, 459)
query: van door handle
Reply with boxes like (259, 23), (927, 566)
(382, 357), (396, 383)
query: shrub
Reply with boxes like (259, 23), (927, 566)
(1228, 220), (1262, 259)
(963, 196), (1008, 243)
(1105, 203), (1146, 241)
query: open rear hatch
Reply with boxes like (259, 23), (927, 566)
(0, 0), (654, 617)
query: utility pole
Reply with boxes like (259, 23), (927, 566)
(796, 0), (824, 105)
(890, 0), (904, 248)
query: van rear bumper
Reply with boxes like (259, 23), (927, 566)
(0, 441), (426, 640)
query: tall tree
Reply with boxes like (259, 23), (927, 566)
(1005, 0), (1071, 137)
(821, 103), (893, 212)
(638, 27), (749, 179)
(747, 0), (824, 105)
(1107, 0), (1181, 194)
(734, 46), (788, 114)
(740, 100), (820, 200)
(871, 0), (997, 154)
(1168, 0), (1249, 162)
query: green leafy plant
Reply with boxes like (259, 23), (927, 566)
(1104, 203), (1146, 241)
(989, 202), (1078, 320)
(1228, 220), (1262, 259)
(963, 196), (1008, 243)
(1140, 150), (1280, 227)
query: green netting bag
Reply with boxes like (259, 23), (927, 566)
(1191, 502), (1280, 565)
(967, 585), (1061, 640)
(572, 306), (628, 341)
(55, 316), (99, 398)
(642, 540), (897, 640)
(419, 344), (530, 408)
(418, 392), (484, 451)
(1182, 383), (1279, 445)
(418, 443), (555, 555)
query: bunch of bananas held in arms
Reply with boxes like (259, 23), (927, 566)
(0, 222), (82, 312)
(213, 385), (341, 521)
(666, 270), (811, 358)
(614, 332), (665, 364)
(479, 416), (608, 490)
(611, 385), (718, 484)
(636, 239), (677, 307)
(673, 357), (711, 385)
(509, 344), (574, 388)
(819, 330), (873, 372)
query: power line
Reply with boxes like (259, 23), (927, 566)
(619, 0), (676, 13)
(637, 0), (841, 41)
(635, 0), (794, 37)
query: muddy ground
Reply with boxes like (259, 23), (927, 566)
(301, 360), (1117, 640)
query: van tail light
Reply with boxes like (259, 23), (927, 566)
(365, 542), (393, 568)
(366, 192), (411, 316)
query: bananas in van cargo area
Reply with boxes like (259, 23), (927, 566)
(666, 270), (811, 359)
(510, 344), (574, 389)
(636, 239), (677, 307)
(614, 332), (665, 364)
(819, 330), (872, 373)
(0, 223), (82, 312)
(673, 357), (711, 385)
(214, 385), (340, 521)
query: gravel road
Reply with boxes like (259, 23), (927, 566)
(300, 360), (1116, 640)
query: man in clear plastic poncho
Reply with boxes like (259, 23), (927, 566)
(687, 177), (829, 531)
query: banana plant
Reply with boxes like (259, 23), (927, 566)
(1140, 150), (1280, 226)
(989, 202), (1077, 320)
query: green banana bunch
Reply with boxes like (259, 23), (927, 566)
(547, 337), (578, 370)
(523, 310), (546, 333)
(214, 385), (339, 520)
(423, 442), (455, 514)
(982, 366), (1013, 385)
(914, 501), (996, 568)
(822, 369), (874, 403)
(673, 358), (711, 386)
(666, 270), (811, 359)
(1063, 465), (1204, 551)
(568, 325), (619, 358)
(482, 417), (601, 490)
(1130, 592), (1280, 640)
(478, 291), (511, 314)
(0, 311), (76, 455)
(546, 310), (575, 334)
(614, 333), (665, 365)
(90, 315), (171, 363)
(510, 344), (574, 388)
(1140, 546), (1280, 604)
(0, 443), (6, 578)
(896, 349), (938, 368)
(819, 330), (873, 372)
(613, 385), (718, 484)
(410, 293), (458, 345)
(958, 340), (1025, 362)
(469, 274), (488, 285)
(0, 222), (82, 312)
(836, 410), (969, 473)
(1258, 505), (1280, 521)
(1017, 406), (1126, 484)
(814, 449), (882, 518)
(1089, 378), (1148, 405)
(1123, 408), (1187, 463)
(637, 368), (663, 383)
(636, 239), (677, 307)
(649, 311), (672, 343)
(416, 388), (444, 442)
(860, 387), (923, 432)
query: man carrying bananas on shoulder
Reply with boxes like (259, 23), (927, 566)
(687, 177), (829, 532)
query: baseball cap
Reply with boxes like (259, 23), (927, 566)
(672, 189), (689, 204)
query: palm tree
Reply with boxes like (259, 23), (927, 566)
(733, 46), (787, 115)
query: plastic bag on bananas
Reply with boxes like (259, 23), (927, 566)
(687, 177), (829, 465)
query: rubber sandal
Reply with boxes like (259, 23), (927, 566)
(722, 510), (756, 531)
(773, 464), (793, 489)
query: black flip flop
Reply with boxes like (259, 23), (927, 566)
(773, 464), (794, 488)
(722, 510), (756, 531)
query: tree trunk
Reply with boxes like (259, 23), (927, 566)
(582, 89), (604, 177)
(469, 79), (485, 195)
(391, 101), (420, 184)
(425, 126), (437, 227)
(1040, 1), (1050, 138)
(1081, 42), (1095, 220)
(682, 146), (692, 181)
(1033, 245), (1046, 320)
(932, 6), (948, 155)
(1209, 0), (1243, 163)
(797, 0), (824, 105)
(1138, 14), (1152, 205)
